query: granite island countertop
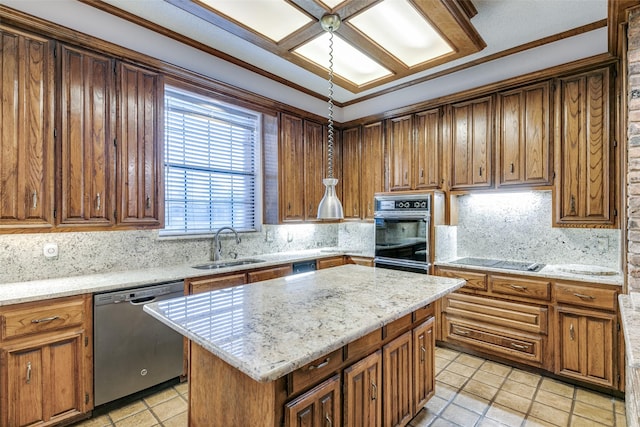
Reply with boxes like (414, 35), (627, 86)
(619, 293), (640, 427)
(143, 264), (465, 383)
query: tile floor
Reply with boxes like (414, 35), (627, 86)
(72, 347), (626, 427)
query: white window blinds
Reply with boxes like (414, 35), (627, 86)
(162, 86), (260, 236)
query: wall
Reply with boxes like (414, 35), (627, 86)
(453, 191), (621, 270)
(0, 224), (339, 284)
(629, 7), (640, 292)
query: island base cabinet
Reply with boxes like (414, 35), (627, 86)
(413, 318), (435, 410)
(344, 351), (382, 427)
(285, 375), (341, 427)
(383, 331), (413, 427)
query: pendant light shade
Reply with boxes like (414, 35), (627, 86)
(317, 14), (344, 220)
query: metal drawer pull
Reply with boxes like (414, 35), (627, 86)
(420, 345), (426, 362)
(371, 381), (377, 400)
(510, 163), (514, 173)
(454, 328), (470, 336)
(569, 324), (575, 341)
(96, 193), (101, 211)
(510, 343), (529, 350)
(508, 284), (528, 291)
(32, 191), (38, 209)
(308, 357), (330, 370)
(573, 293), (595, 300)
(325, 413), (332, 427)
(31, 315), (59, 324)
(26, 362), (32, 384)
(146, 195), (151, 209)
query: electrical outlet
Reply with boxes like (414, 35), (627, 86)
(43, 243), (59, 260)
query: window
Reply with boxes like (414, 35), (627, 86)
(162, 86), (261, 236)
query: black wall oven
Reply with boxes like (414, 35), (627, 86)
(373, 194), (430, 274)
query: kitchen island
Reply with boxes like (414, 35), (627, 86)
(144, 264), (464, 427)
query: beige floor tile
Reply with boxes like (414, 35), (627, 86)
(480, 360), (512, 378)
(494, 389), (532, 413)
(143, 387), (180, 407)
(524, 416), (559, 427)
(435, 347), (460, 361)
(73, 415), (113, 427)
(435, 356), (451, 373)
(508, 369), (541, 386)
(528, 402), (570, 426)
(473, 369), (506, 388)
(534, 389), (573, 413)
(569, 415), (608, 426)
(109, 401), (148, 423)
(462, 379), (499, 400)
(539, 377), (575, 398)
(173, 382), (188, 395)
(476, 419), (504, 427)
(447, 361), (478, 378)
(149, 396), (187, 422)
(501, 379), (537, 400)
(113, 410), (158, 427)
(485, 403), (526, 427)
(162, 411), (188, 427)
(423, 395), (449, 416)
(572, 401), (615, 426)
(428, 418), (458, 427)
(434, 382), (459, 401)
(574, 388), (614, 411)
(456, 353), (485, 368)
(437, 369), (468, 389)
(409, 407), (437, 427)
(452, 390), (491, 415)
(440, 403), (481, 426)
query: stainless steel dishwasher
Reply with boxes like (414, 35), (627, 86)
(93, 281), (184, 406)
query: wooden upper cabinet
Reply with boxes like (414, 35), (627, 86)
(342, 126), (361, 219)
(116, 62), (164, 227)
(554, 66), (614, 226)
(388, 115), (413, 191)
(414, 108), (442, 190)
(279, 113), (305, 222)
(58, 44), (115, 227)
(0, 26), (55, 230)
(303, 120), (325, 221)
(496, 81), (551, 187)
(450, 96), (493, 189)
(361, 121), (385, 219)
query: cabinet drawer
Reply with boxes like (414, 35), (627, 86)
(412, 304), (434, 323)
(383, 313), (413, 340)
(189, 273), (246, 294)
(444, 316), (544, 365)
(317, 256), (344, 269)
(247, 265), (292, 283)
(345, 329), (382, 363)
(1, 296), (86, 340)
(555, 282), (617, 311)
(437, 268), (487, 291)
(443, 293), (547, 334)
(288, 348), (343, 395)
(490, 275), (551, 301)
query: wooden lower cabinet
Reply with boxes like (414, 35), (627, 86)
(383, 331), (413, 427)
(285, 374), (341, 427)
(413, 318), (435, 410)
(344, 351), (382, 427)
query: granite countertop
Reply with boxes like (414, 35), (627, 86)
(435, 259), (623, 286)
(143, 264), (465, 383)
(620, 294), (640, 367)
(0, 249), (350, 306)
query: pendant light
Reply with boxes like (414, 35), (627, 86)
(317, 13), (344, 220)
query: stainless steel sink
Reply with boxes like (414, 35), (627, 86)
(192, 259), (266, 269)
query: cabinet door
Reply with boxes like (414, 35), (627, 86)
(360, 121), (384, 219)
(341, 127), (361, 219)
(413, 318), (435, 411)
(285, 374), (341, 427)
(450, 96), (493, 189)
(554, 67), (614, 226)
(0, 26), (55, 230)
(280, 113), (305, 222)
(3, 333), (86, 427)
(556, 306), (615, 388)
(388, 115), (413, 191)
(303, 120), (325, 221)
(497, 81), (551, 187)
(415, 108), (442, 190)
(344, 350), (382, 427)
(383, 331), (413, 427)
(117, 62), (164, 227)
(59, 44), (115, 227)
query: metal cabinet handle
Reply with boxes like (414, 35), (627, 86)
(420, 168), (424, 178)
(368, 202), (372, 215)
(510, 342), (529, 350)
(404, 170), (408, 180)
(96, 193), (101, 211)
(420, 345), (426, 362)
(325, 413), (332, 427)
(453, 328), (470, 336)
(31, 316), (59, 324)
(479, 167), (483, 177)
(287, 202), (291, 211)
(26, 362), (31, 384)
(569, 323), (575, 341)
(146, 195), (151, 209)
(32, 191), (38, 209)
(510, 163), (514, 173)
(307, 357), (330, 370)
(371, 381), (377, 400)
(573, 293), (595, 300)
(508, 284), (528, 291)
(570, 195), (576, 215)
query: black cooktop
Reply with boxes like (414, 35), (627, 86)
(450, 257), (545, 272)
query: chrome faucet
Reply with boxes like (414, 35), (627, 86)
(213, 227), (241, 261)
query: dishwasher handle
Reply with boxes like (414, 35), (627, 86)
(129, 296), (157, 305)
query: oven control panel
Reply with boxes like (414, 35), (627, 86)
(374, 195), (430, 212)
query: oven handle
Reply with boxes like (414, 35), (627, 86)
(374, 214), (429, 221)
(374, 258), (430, 271)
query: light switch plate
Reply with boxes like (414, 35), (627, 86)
(43, 243), (58, 259)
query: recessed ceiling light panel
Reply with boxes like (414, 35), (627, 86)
(349, 0), (454, 67)
(294, 33), (392, 87)
(317, 0), (346, 9)
(200, 0), (312, 42)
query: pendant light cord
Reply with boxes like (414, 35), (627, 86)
(327, 28), (335, 180)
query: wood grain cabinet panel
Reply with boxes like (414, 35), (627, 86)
(383, 331), (413, 427)
(360, 121), (385, 219)
(279, 113), (305, 222)
(555, 282), (618, 311)
(187, 272), (247, 294)
(117, 62), (164, 227)
(0, 26), (55, 230)
(414, 108), (443, 190)
(341, 126), (361, 220)
(344, 350), (382, 427)
(285, 374), (341, 427)
(490, 275), (551, 301)
(247, 265), (293, 283)
(317, 256), (344, 270)
(388, 115), (413, 192)
(496, 81), (551, 187)
(435, 267), (488, 292)
(303, 120), (325, 221)
(58, 44), (115, 227)
(554, 66), (615, 226)
(413, 318), (435, 411)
